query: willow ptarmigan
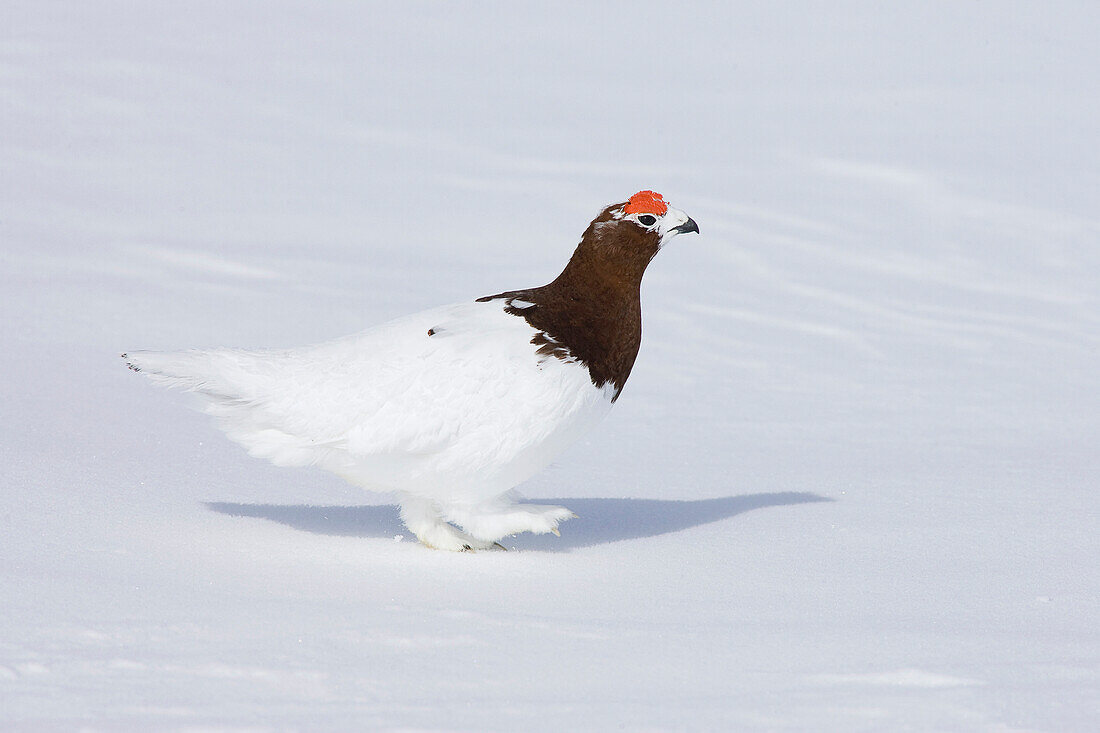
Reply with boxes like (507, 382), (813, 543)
(124, 191), (699, 551)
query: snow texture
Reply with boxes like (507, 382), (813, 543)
(2, 1), (1098, 730)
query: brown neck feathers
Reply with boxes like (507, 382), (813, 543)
(477, 203), (661, 400)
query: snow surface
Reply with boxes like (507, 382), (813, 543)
(2, 1), (1098, 730)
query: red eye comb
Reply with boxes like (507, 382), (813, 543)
(623, 190), (668, 216)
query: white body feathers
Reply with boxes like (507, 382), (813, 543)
(127, 300), (615, 543)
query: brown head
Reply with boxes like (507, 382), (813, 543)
(478, 191), (699, 399)
(559, 190), (699, 289)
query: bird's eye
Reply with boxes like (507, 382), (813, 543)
(638, 214), (657, 227)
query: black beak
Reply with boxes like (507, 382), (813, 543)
(673, 217), (699, 235)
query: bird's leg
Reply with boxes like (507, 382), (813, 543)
(443, 500), (577, 544)
(397, 493), (498, 552)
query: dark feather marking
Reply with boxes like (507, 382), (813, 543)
(531, 332), (574, 363)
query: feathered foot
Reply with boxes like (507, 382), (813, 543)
(443, 501), (577, 544)
(399, 494), (503, 552)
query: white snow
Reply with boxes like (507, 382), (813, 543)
(2, 1), (1098, 730)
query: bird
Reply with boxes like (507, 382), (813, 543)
(124, 191), (699, 551)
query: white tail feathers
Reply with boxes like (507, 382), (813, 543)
(122, 348), (276, 398)
(122, 348), (330, 467)
(124, 350), (219, 390)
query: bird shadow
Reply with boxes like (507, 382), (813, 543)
(206, 492), (831, 552)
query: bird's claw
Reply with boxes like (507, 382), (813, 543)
(460, 542), (507, 552)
